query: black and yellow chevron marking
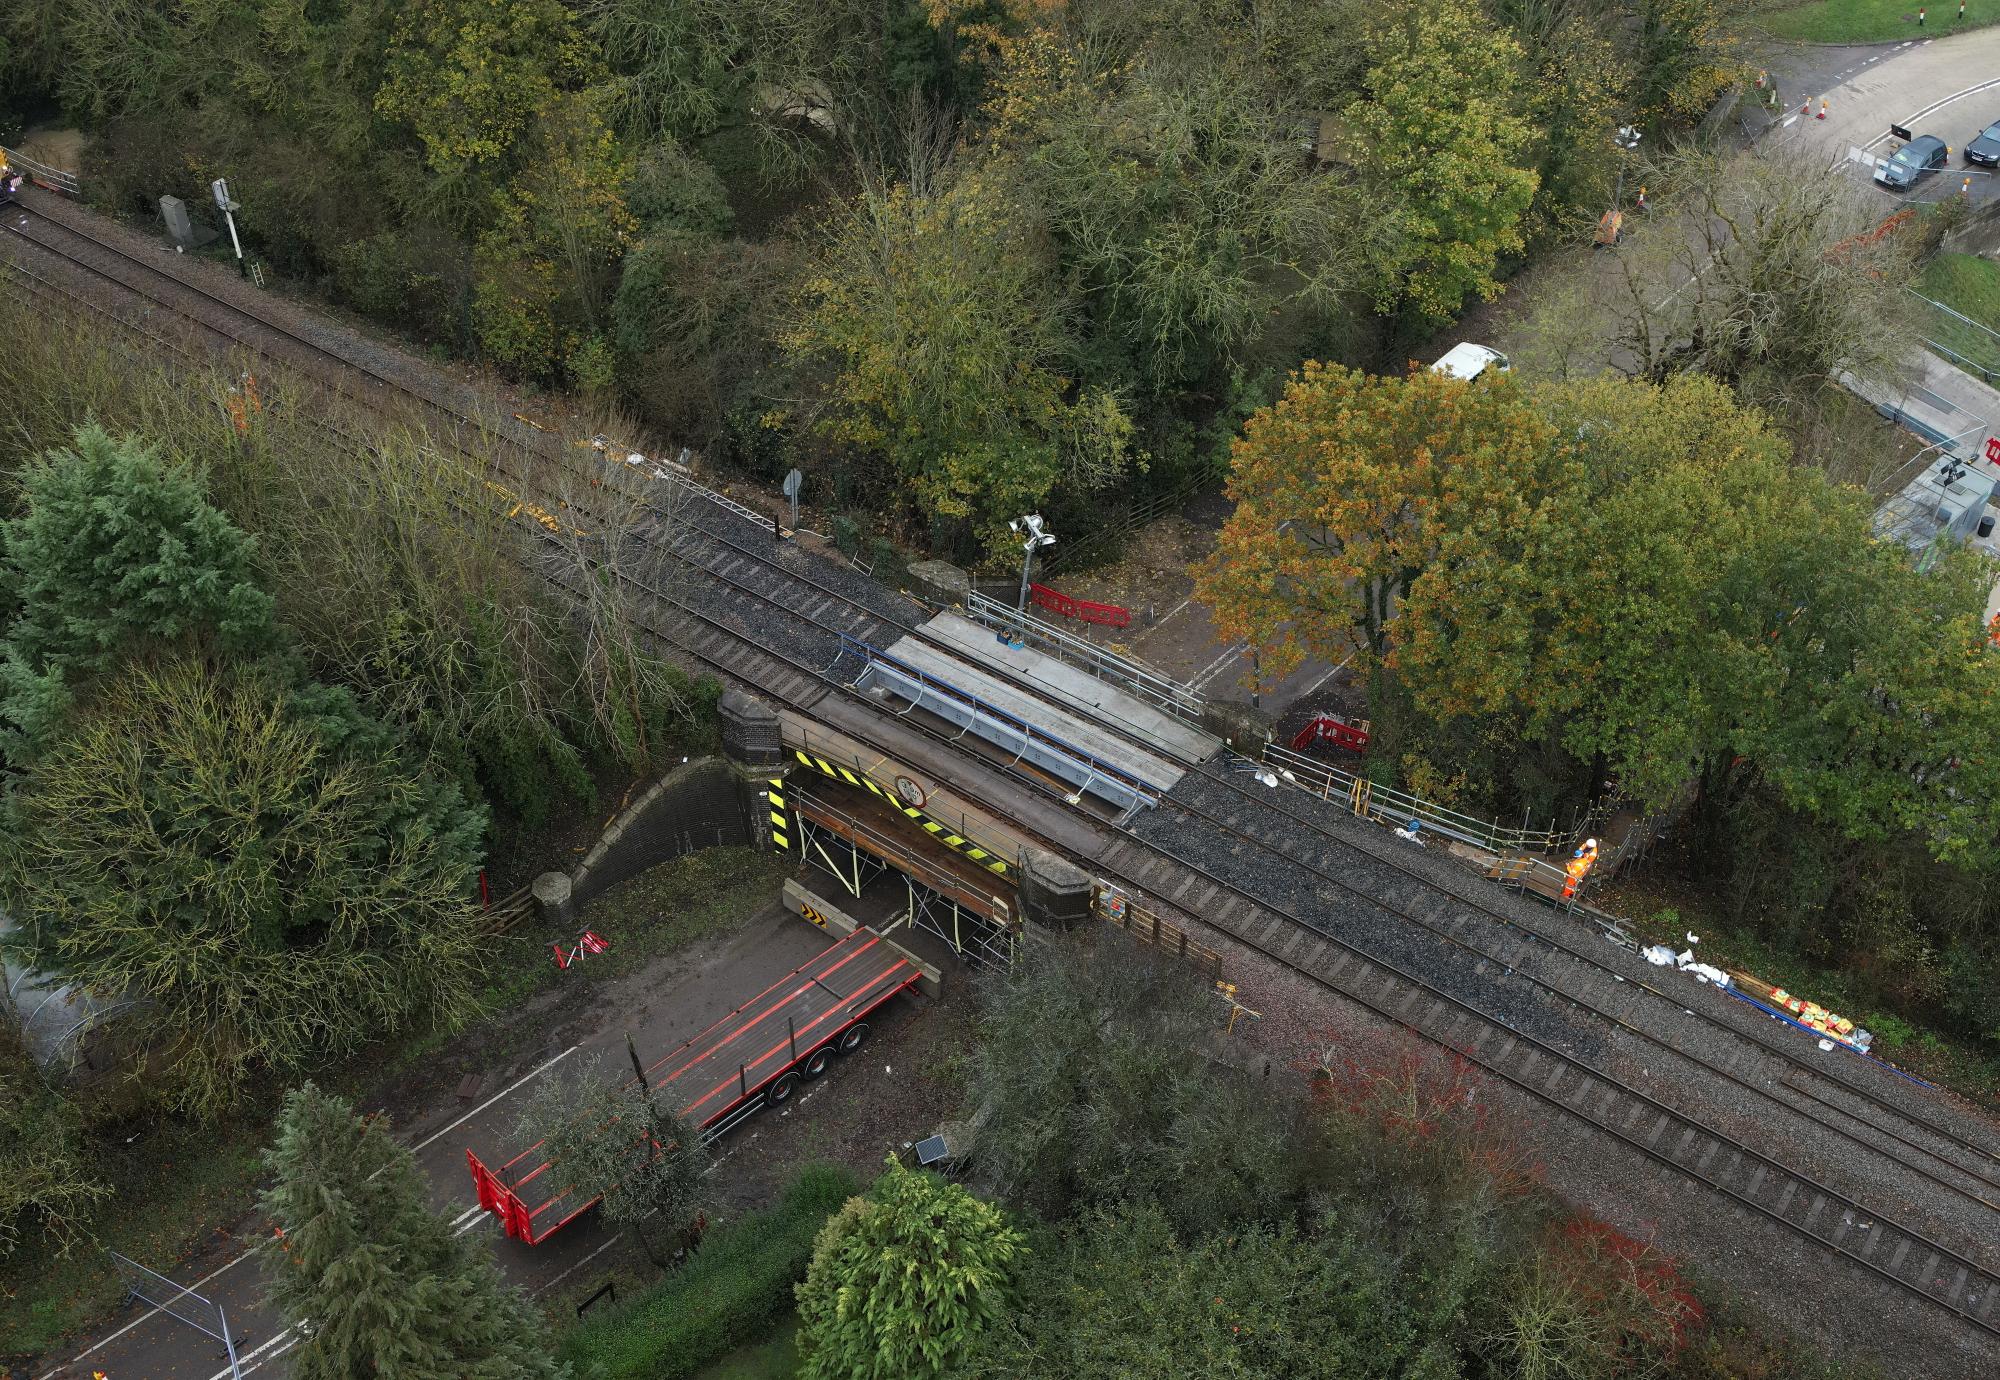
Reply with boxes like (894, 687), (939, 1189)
(766, 778), (790, 851)
(791, 749), (1009, 878)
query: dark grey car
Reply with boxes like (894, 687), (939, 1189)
(1966, 121), (2000, 167)
(1876, 135), (1948, 190)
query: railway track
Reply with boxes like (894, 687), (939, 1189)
(7, 196), (2000, 1345)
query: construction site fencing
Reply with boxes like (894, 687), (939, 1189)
(1260, 742), (1578, 856)
(1911, 288), (2000, 386)
(1, 145), (80, 195)
(108, 1251), (242, 1378)
(964, 590), (1206, 726)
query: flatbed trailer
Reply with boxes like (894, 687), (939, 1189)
(467, 926), (921, 1244)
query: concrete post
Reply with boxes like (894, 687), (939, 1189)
(531, 872), (576, 929)
(905, 559), (971, 608)
(1017, 847), (1093, 932)
(718, 688), (782, 768)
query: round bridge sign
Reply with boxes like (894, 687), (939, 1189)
(894, 775), (928, 810)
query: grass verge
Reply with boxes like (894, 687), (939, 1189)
(0, 1114), (269, 1362)
(5, 843), (790, 1363)
(688, 1316), (802, 1380)
(558, 1164), (858, 1380)
(1914, 251), (2000, 384)
(1753, 0), (1991, 44)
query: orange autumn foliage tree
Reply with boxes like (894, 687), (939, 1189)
(1195, 362), (1555, 684)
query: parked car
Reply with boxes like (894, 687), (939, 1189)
(1432, 343), (1511, 380)
(1876, 134), (1949, 190)
(1965, 120), (2000, 167)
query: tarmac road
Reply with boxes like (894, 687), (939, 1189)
(39, 904), (851, 1380)
(1772, 28), (2000, 202)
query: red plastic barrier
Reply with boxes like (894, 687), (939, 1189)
(1030, 582), (1131, 628)
(1291, 713), (1370, 753)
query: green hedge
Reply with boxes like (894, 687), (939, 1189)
(558, 1163), (861, 1380)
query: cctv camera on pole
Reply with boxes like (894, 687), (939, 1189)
(1010, 514), (1055, 613)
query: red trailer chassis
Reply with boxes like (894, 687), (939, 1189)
(466, 927), (921, 1244)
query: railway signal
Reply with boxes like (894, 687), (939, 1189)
(210, 177), (245, 276)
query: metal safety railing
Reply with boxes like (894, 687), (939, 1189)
(964, 590), (1206, 726)
(839, 632), (1166, 815)
(1, 145), (81, 196)
(1260, 742), (1579, 856)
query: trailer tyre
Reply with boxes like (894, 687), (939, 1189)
(767, 1072), (801, 1106)
(803, 1047), (834, 1079)
(837, 1023), (871, 1055)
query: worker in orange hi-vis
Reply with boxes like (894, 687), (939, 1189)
(1561, 837), (1599, 899)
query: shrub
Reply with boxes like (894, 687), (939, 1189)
(559, 1164), (860, 1380)
(795, 1158), (1022, 1380)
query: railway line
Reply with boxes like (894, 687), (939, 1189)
(6, 195), (2000, 1349)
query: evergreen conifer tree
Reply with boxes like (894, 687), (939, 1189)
(258, 1083), (567, 1380)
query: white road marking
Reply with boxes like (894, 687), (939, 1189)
(201, 1323), (304, 1380)
(1293, 650), (1358, 702)
(40, 1250), (260, 1376)
(1190, 642), (1249, 689)
(46, 1042), (585, 1379)
(1865, 75), (2000, 151)
(234, 1333), (300, 1378)
(411, 1042), (583, 1153)
(535, 1231), (630, 1297)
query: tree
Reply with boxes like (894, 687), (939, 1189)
(796, 1156), (1022, 1380)
(472, 95), (636, 380)
(1345, 6), (1539, 320)
(0, 423), (277, 760)
(783, 162), (1134, 551)
(259, 1083), (567, 1379)
(949, 1205), (1433, 1380)
(612, 230), (797, 450)
(374, 0), (594, 178)
(1, 655), (486, 1114)
(991, 22), (1362, 390)
(0, 1023), (106, 1257)
(1523, 147), (1922, 476)
(1496, 0), (1625, 242)
(512, 1051), (707, 1265)
(1630, 0), (1734, 126)
(1388, 373), (1790, 806)
(1195, 362), (1556, 683)
(960, 932), (1295, 1239)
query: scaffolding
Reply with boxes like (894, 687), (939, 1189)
(787, 787), (1018, 970)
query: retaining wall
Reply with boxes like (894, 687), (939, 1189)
(570, 757), (754, 906)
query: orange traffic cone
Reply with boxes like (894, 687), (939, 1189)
(1816, 98), (1828, 120)
(1801, 99), (1812, 117)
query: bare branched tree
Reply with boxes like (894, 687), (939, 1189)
(1517, 145), (1924, 479)
(513, 1051), (707, 1266)
(533, 421), (698, 771)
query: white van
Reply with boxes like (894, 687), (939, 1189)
(1432, 343), (1510, 380)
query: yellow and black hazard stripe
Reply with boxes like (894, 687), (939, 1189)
(790, 750), (1009, 879)
(766, 778), (790, 852)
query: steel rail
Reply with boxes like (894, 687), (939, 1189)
(9, 204), (1999, 1340)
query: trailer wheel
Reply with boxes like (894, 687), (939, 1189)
(802, 1047), (834, 1079)
(837, 1023), (871, 1055)
(767, 1072), (801, 1106)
